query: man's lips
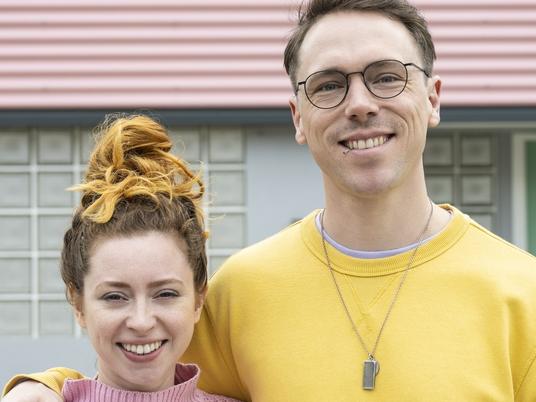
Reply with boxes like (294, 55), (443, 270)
(340, 134), (393, 151)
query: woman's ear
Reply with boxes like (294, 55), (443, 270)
(194, 287), (207, 323)
(69, 286), (87, 328)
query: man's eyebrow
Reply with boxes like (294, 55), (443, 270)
(300, 67), (343, 79)
(312, 66), (343, 73)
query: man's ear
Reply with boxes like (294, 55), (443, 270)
(194, 288), (207, 323)
(428, 76), (441, 128)
(289, 96), (307, 145)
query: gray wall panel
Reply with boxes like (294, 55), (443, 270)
(0, 337), (96, 391)
(246, 125), (324, 245)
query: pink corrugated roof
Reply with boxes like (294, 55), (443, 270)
(415, 0), (536, 106)
(1, 0), (535, 109)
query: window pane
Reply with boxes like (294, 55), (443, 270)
(39, 215), (71, 250)
(0, 216), (31, 250)
(0, 259), (31, 293)
(38, 173), (73, 207)
(424, 136), (452, 166)
(462, 176), (493, 205)
(461, 136), (492, 166)
(0, 301), (31, 335)
(39, 301), (73, 335)
(426, 176), (453, 204)
(0, 173), (30, 207)
(170, 128), (201, 163)
(209, 128), (243, 163)
(209, 171), (244, 206)
(80, 129), (95, 164)
(39, 258), (63, 293)
(0, 131), (30, 164)
(209, 214), (245, 249)
(38, 129), (72, 164)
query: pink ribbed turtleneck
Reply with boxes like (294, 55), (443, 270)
(62, 363), (240, 402)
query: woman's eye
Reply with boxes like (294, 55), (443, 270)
(102, 293), (127, 302)
(156, 290), (179, 299)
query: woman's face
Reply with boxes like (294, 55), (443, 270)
(73, 231), (204, 392)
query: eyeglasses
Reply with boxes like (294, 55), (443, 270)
(296, 59), (430, 109)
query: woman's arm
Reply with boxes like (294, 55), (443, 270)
(2, 381), (62, 402)
(2, 367), (84, 401)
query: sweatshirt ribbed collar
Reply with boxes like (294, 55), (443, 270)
(301, 204), (469, 277)
(63, 363), (201, 401)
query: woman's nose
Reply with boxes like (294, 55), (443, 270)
(126, 300), (156, 333)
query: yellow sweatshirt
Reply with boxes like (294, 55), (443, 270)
(4, 206), (536, 401)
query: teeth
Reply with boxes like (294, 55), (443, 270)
(121, 341), (163, 356)
(345, 135), (388, 151)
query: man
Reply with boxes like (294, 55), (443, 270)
(4, 0), (536, 401)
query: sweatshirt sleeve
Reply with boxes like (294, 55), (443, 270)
(2, 367), (85, 396)
(516, 351), (536, 402)
(181, 259), (249, 401)
(181, 300), (247, 401)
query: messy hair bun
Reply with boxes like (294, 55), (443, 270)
(74, 114), (203, 224)
(62, 114), (208, 298)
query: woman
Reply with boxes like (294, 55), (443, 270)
(4, 114), (241, 402)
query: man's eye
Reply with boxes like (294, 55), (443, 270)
(373, 74), (403, 84)
(320, 82), (342, 91)
(314, 81), (344, 93)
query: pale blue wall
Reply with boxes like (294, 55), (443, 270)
(246, 125), (324, 244)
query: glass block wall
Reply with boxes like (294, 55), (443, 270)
(0, 125), (246, 338)
(424, 131), (498, 230)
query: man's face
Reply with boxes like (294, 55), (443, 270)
(289, 11), (441, 199)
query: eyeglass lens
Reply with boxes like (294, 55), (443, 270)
(304, 60), (408, 109)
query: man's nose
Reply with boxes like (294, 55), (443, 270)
(343, 74), (380, 122)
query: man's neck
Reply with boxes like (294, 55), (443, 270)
(322, 189), (450, 251)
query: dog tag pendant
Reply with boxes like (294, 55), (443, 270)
(363, 358), (380, 390)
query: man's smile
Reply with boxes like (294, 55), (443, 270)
(341, 134), (393, 151)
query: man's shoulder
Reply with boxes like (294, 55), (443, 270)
(452, 211), (536, 289)
(447, 205), (535, 261)
(465, 214), (535, 263)
(210, 211), (317, 281)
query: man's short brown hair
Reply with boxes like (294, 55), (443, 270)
(284, 0), (436, 90)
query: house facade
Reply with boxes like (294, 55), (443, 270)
(0, 0), (535, 384)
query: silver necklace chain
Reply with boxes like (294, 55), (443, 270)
(319, 199), (434, 362)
